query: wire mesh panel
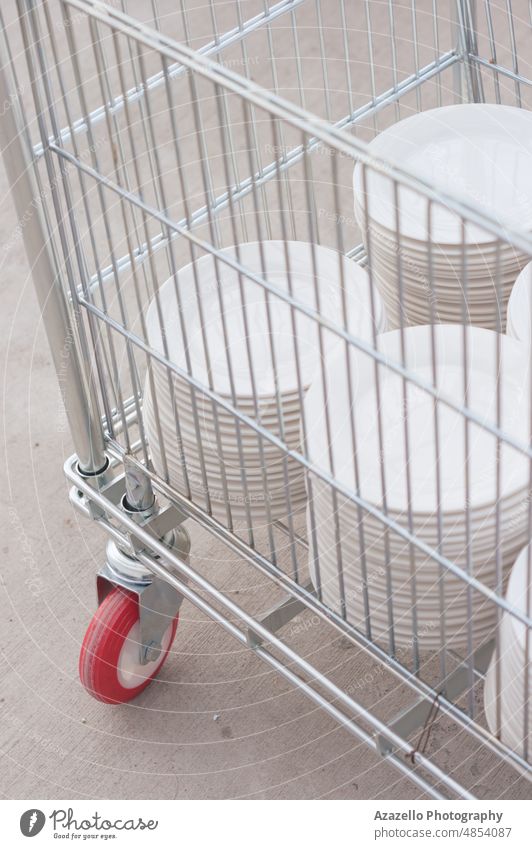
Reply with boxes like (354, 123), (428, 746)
(3, 0), (532, 798)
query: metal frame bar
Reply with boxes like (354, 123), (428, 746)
(0, 22), (107, 474)
(455, 0), (485, 102)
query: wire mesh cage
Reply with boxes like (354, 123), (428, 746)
(2, 0), (532, 799)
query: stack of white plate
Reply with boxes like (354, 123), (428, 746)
(143, 241), (386, 525)
(507, 261), (532, 343)
(484, 544), (532, 763)
(353, 104), (532, 330)
(304, 324), (531, 649)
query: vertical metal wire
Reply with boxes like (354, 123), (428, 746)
(239, 95), (280, 560)
(233, 0), (273, 239)
(410, 0), (422, 113)
(87, 14), (151, 464)
(460, 219), (475, 718)
(394, 179), (419, 673)
(178, 46), (237, 529)
(100, 24), (167, 463)
(212, 85), (258, 545)
(456, 0), (485, 103)
(432, 0), (443, 107)
(315, 0), (332, 123)
(208, 35), (250, 244)
(339, 0), (354, 121)
(505, 0), (522, 106)
(262, 5), (297, 240)
(289, 1), (306, 111)
(387, 0), (401, 122)
(483, 0), (502, 103)
(110, 32), (177, 487)
(270, 114), (309, 582)
(301, 134), (348, 618)
(362, 163), (395, 654)
(493, 239), (503, 742)
(158, 49), (218, 507)
(332, 149), (371, 637)
(364, 0), (379, 135)
(426, 200), (447, 685)
(134, 42), (218, 501)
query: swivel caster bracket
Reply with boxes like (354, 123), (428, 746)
(66, 453), (190, 666)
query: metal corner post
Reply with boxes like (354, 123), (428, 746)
(455, 0), (485, 103)
(0, 29), (107, 474)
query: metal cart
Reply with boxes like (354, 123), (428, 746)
(1, 0), (531, 798)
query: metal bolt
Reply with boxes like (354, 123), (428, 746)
(143, 641), (162, 663)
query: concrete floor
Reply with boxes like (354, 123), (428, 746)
(1, 0), (532, 801)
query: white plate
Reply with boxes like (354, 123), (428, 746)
(356, 207), (526, 264)
(370, 248), (522, 287)
(144, 376), (308, 521)
(308, 470), (529, 524)
(505, 544), (532, 649)
(484, 615), (531, 760)
(152, 381), (304, 429)
(304, 325), (531, 514)
(309, 554), (504, 650)
(373, 279), (511, 317)
(150, 399), (302, 444)
(353, 104), (532, 244)
(368, 255), (515, 328)
(146, 241), (385, 399)
(144, 382), (302, 460)
(381, 302), (507, 330)
(309, 502), (528, 575)
(305, 326), (531, 649)
(507, 261), (532, 345)
(310, 495), (522, 558)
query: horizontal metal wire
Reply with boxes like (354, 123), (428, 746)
(471, 53), (532, 88)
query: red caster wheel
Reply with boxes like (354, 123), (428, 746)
(79, 586), (178, 704)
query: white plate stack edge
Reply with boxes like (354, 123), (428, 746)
(304, 324), (532, 650)
(143, 241), (386, 526)
(353, 104), (532, 330)
(484, 544), (532, 764)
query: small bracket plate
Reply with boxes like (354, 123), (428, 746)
(376, 640), (495, 756)
(247, 582), (315, 648)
